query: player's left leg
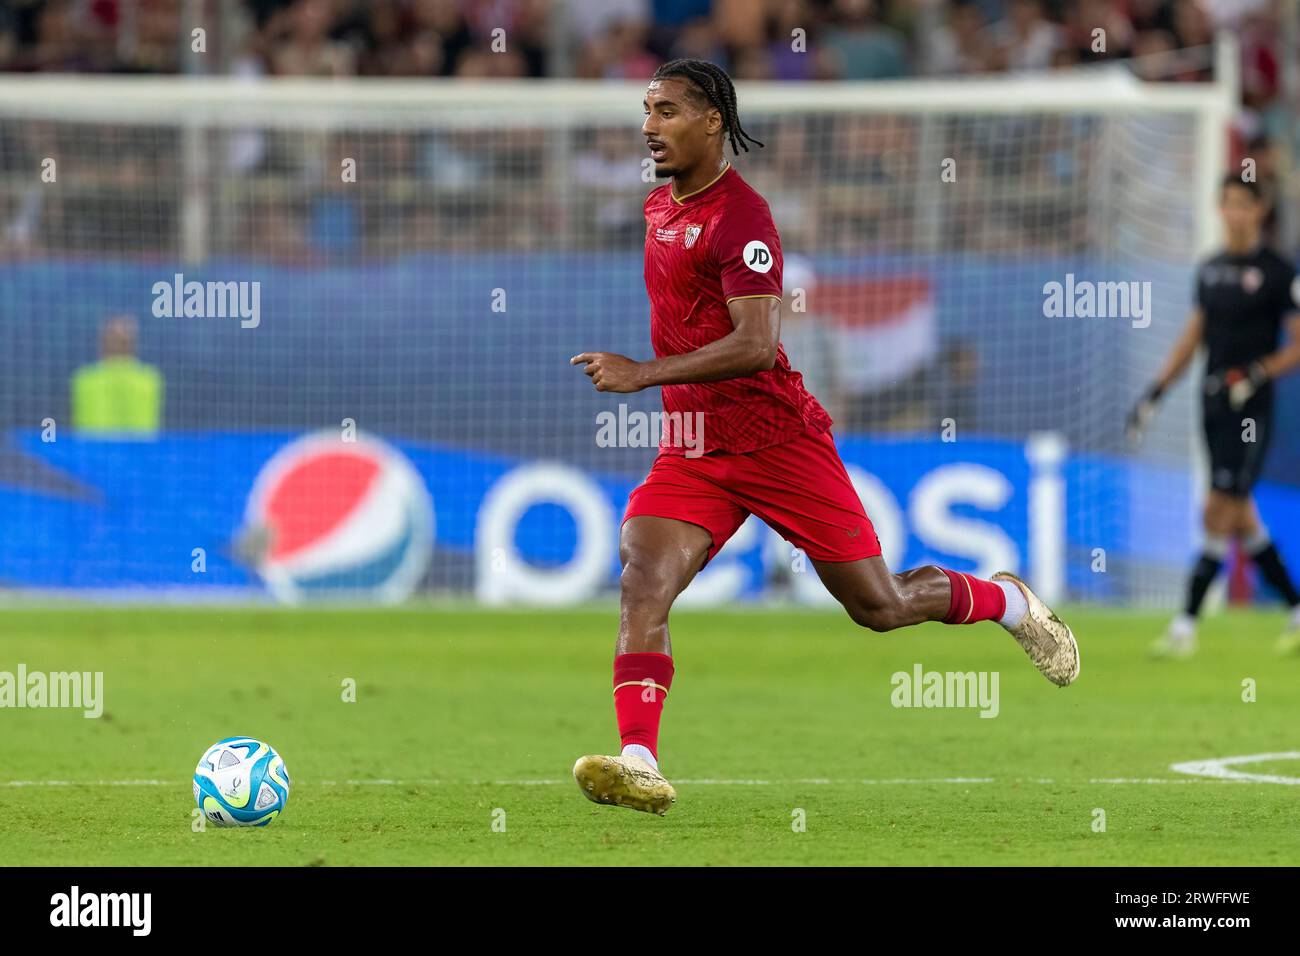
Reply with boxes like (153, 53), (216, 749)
(736, 430), (1078, 686)
(1238, 497), (1300, 653)
(811, 557), (1079, 686)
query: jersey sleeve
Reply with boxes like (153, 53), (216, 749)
(1194, 261), (1208, 311)
(709, 199), (783, 303)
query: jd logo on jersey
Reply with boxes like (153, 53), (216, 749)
(744, 240), (773, 273)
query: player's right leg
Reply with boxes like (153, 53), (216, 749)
(573, 515), (715, 816)
(1153, 491), (1236, 658)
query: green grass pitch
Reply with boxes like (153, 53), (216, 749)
(1, 605), (1296, 866)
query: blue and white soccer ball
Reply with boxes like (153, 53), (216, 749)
(193, 737), (290, 828)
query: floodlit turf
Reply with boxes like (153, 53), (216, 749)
(1, 605), (1297, 866)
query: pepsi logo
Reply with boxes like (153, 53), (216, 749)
(239, 432), (433, 604)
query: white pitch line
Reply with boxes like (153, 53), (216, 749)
(1170, 751), (1300, 785)
(2, 779), (176, 787)
(0, 775), (1284, 787)
(1090, 778), (1260, 784)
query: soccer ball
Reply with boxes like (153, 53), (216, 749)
(193, 737), (290, 827)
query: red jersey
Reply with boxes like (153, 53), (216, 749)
(643, 164), (832, 455)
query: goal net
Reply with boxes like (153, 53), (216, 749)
(0, 71), (1232, 606)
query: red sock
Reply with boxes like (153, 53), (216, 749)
(613, 652), (674, 759)
(940, 569), (1006, 625)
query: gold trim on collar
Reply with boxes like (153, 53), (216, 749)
(671, 162), (731, 204)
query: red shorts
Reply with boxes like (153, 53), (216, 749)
(624, 429), (881, 564)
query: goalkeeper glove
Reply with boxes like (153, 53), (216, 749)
(1219, 361), (1269, 411)
(1125, 382), (1164, 445)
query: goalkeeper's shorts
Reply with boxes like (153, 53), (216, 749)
(1203, 391), (1273, 497)
(623, 428), (882, 565)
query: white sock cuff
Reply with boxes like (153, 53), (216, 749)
(621, 744), (658, 770)
(995, 580), (1028, 629)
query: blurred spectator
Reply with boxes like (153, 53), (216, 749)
(1129, 28), (1184, 80)
(821, 0), (910, 80)
(1063, 0), (1135, 62)
(926, 0), (999, 75)
(732, 44), (772, 79)
(1171, 0), (1214, 48)
(567, 0), (651, 50)
(666, 16), (726, 68)
(988, 0), (1061, 72)
(407, 0), (474, 74)
(23, 0), (101, 71)
(357, 0), (432, 75)
(268, 0), (356, 76)
(713, 0), (767, 50)
(767, 0), (839, 81)
(71, 316), (163, 436)
(579, 17), (660, 79)
(459, 0), (550, 77)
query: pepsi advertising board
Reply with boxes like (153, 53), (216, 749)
(5, 425), (1274, 606)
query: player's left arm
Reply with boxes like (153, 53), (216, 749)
(1225, 274), (1300, 409)
(1257, 313), (1300, 380)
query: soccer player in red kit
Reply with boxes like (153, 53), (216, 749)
(569, 60), (1080, 815)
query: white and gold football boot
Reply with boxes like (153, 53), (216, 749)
(992, 571), (1081, 686)
(573, 754), (676, 816)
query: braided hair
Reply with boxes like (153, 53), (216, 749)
(650, 59), (764, 156)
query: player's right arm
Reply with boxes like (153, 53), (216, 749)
(569, 297), (779, 392)
(1152, 307), (1205, 393)
(1126, 307), (1203, 444)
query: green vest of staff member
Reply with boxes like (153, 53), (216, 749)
(71, 316), (163, 435)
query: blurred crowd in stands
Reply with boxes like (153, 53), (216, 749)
(0, 0), (1294, 262)
(0, 1), (1288, 92)
(1, 1), (1293, 170)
